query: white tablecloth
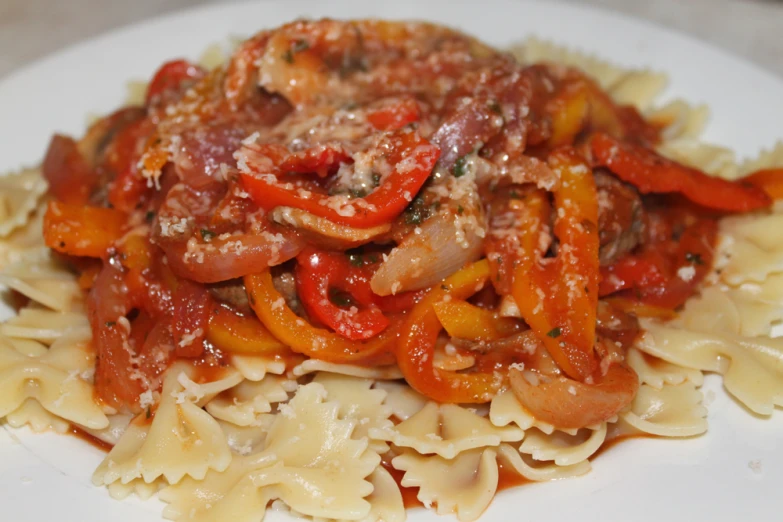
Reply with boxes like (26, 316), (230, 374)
(1, 0), (781, 79)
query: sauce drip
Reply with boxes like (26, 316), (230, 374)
(69, 425), (112, 452)
(591, 432), (653, 460)
(496, 460), (532, 492)
(382, 459), (423, 509)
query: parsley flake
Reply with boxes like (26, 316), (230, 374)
(282, 39), (310, 64)
(685, 252), (704, 265)
(200, 229), (216, 241)
(546, 327), (562, 338)
(452, 156), (468, 178)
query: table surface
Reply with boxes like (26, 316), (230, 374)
(1, 0), (782, 80)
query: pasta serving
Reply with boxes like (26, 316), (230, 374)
(1, 19), (783, 522)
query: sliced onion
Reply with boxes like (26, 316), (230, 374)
(509, 360), (639, 430)
(162, 230), (304, 283)
(370, 206), (484, 296)
(270, 206), (391, 249)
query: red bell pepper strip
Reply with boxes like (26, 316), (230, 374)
(145, 59), (206, 105)
(296, 249), (390, 340)
(367, 97), (421, 131)
(600, 215), (717, 310)
(295, 248), (422, 340)
(240, 128), (439, 228)
(591, 132), (771, 212)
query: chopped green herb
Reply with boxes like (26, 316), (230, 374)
(488, 101), (502, 114)
(404, 194), (431, 225)
(441, 284), (450, 291)
(282, 39), (310, 64)
(509, 190), (520, 200)
(457, 205), (465, 215)
(200, 229), (217, 241)
(292, 39), (310, 53)
(329, 288), (353, 307)
(452, 155), (468, 178)
(685, 252), (704, 265)
(546, 327), (562, 338)
(371, 172), (381, 187)
(145, 407), (152, 420)
(145, 211), (155, 223)
(105, 321), (116, 328)
(349, 188), (368, 199)
(347, 251), (380, 267)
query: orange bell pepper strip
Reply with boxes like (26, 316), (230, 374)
(433, 300), (523, 342)
(511, 149), (600, 381)
(602, 297), (677, 321)
(240, 128), (439, 228)
(397, 259), (506, 403)
(744, 168), (783, 200)
(43, 201), (126, 258)
(244, 270), (397, 366)
(591, 132), (771, 212)
(207, 306), (290, 356)
(546, 80), (590, 148)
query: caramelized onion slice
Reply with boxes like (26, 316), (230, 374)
(270, 206), (391, 249)
(162, 231), (304, 284)
(371, 203), (484, 296)
(509, 362), (639, 430)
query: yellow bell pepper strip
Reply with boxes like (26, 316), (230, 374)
(602, 297), (677, 321)
(207, 306), (291, 356)
(244, 270), (398, 366)
(433, 299), (522, 342)
(546, 80), (590, 148)
(397, 259), (505, 403)
(511, 149), (600, 381)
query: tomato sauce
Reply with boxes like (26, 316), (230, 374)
(68, 425), (113, 453)
(382, 458), (424, 509)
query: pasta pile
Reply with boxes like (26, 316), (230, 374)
(1, 25), (783, 522)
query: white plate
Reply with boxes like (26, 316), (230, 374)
(1, 1), (782, 521)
